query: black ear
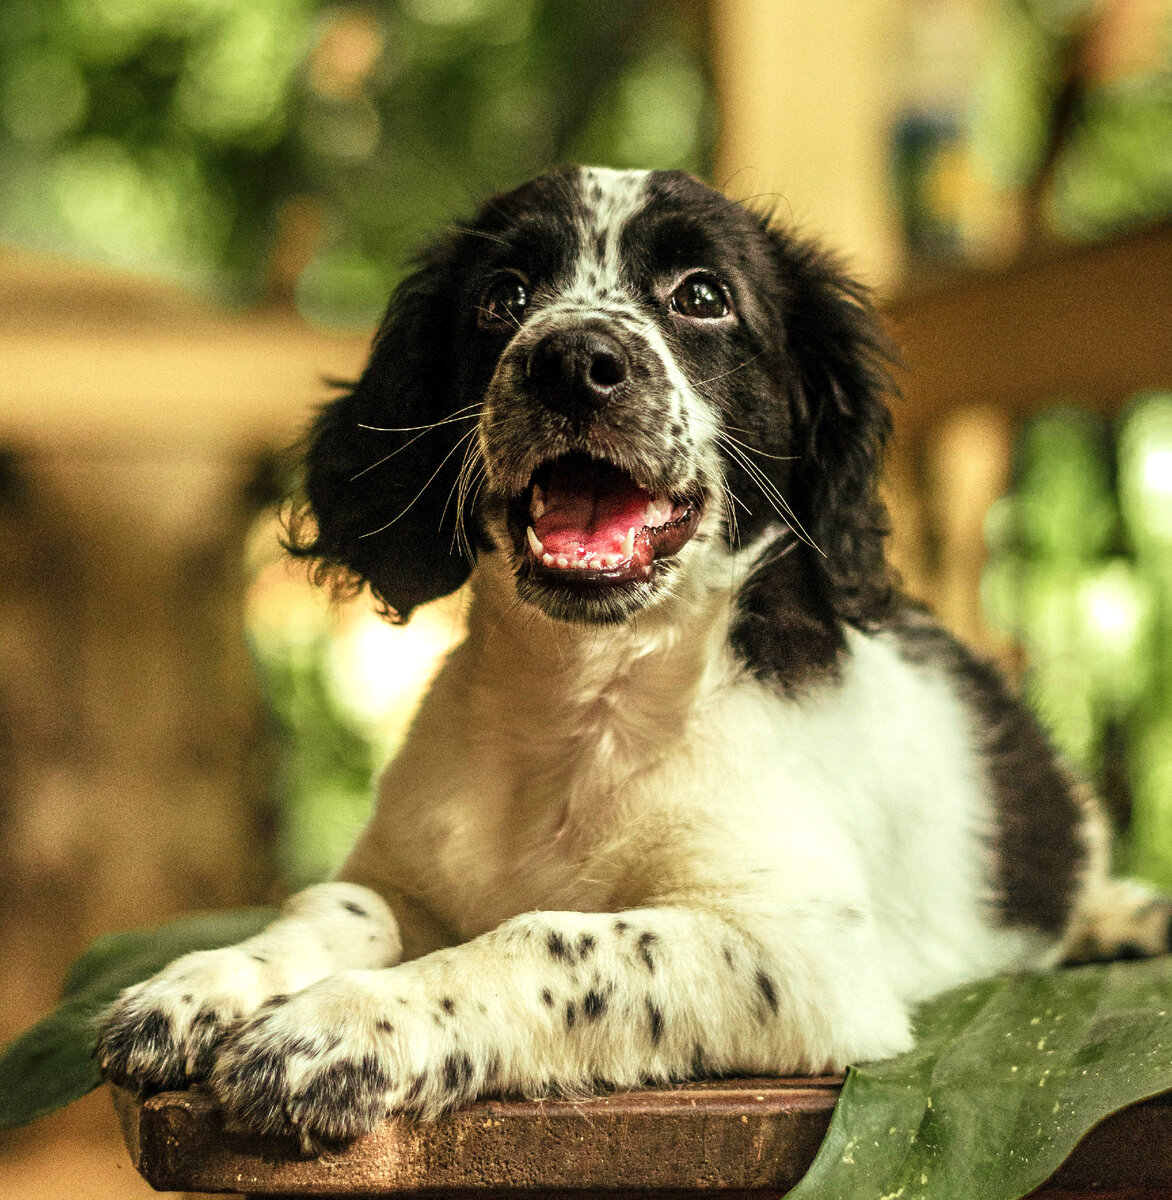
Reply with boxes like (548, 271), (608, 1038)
(773, 231), (898, 630)
(285, 238), (476, 622)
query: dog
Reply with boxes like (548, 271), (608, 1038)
(96, 166), (1169, 1144)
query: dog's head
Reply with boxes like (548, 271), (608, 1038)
(289, 167), (896, 651)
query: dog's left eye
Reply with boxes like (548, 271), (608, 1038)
(478, 274), (529, 329)
(670, 272), (732, 320)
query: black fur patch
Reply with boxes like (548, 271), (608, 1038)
(583, 989), (607, 1020)
(541, 988), (554, 1006)
(566, 1002), (577, 1028)
(440, 997), (455, 1014)
(646, 999), (664, 1045)
(755, 969), (779, 1016)
(577, 933), (596, 958)
(547, 930), (574, 964)
(891, 607), (1086, 936)
(637, 931), (658, 972)
(443, 1052), (474, 1092)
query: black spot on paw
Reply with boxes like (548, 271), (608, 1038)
(646, 999), (664, 1046)
(547, 930), (575, 964)
(283, 1034), (320, 1059)
(485, 1053), (502, 1084)
(583, 989), (607, 1020)
(577, 933), (595, 959)
(442, 1051), (474, 1095)
(637, 931), (658, 972)
(342, 900), (369, 918)
(692, 1043), (707, 1077)
(722, 945), (735, 968)
(541, 988), (554, 1007)
(566, 1001), (577, 1028)
(405, 1071), (428, 1103)
(440, 997), (455, 1015)
(613, 919), (629, 935)
(755, 969), (779, 1016)
(375, 1019), (394, 1034)
(181, 993), (194, 1004)
(286, 1053), (392, 1140)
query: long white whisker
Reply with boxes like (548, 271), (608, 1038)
(717, 434), (824, 556)
(693, 352), (763, 388)
(718, 429), (799, 463)
(358, 403), (482, 434)
(359, 426), (478, 539)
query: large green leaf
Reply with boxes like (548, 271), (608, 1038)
(0, 907), (275, 1131)
(789, 959), (1172, 1200)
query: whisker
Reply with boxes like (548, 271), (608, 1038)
(475, 304), (523, 332)
(359, 426), (478, 539)
(718, 429), (799, 463)
(693, 352), (763, 388)
(358, 403), (482, 434)
(716, 434), (823, 556)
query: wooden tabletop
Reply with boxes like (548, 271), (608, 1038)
(110, 1079), (1172, 1198)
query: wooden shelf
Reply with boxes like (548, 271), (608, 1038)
(0, 247), (370, 456)
(882, 221), (1172, 438)
(111, 1080), (1172, 1198)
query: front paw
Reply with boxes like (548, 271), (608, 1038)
(209, 969), (486, 1144)
(96, 948), (276, 1094)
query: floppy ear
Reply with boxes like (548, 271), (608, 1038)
(773, 231), (899, 630)
(285, 238), (476, 622)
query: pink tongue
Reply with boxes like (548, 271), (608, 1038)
(534, 460), (650, 556)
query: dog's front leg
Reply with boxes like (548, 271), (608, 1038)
(96, 882), (403, 1094)
(209, 901), (913, 1143)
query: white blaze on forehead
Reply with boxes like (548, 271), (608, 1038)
(568, 166), (650, 301)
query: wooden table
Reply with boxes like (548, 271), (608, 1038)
(111, 1079), (1172, 1199)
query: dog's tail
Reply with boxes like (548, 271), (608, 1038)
(1063, 874), (1172, 963)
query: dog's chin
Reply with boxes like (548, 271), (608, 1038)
(499, 452), (705, 625)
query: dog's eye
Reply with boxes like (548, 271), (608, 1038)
(670, 273), (732, 320)
(478, 275), (529, 329)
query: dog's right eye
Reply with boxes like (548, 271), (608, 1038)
(477, 275), (529, 329)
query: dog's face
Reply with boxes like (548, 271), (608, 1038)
(291, 167), (895, 643)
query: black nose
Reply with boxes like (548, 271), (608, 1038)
(525, 327), (629, 419)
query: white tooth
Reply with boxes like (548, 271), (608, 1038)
(606, 553), (621, 567)
(621, 528), (636, 558)
(543, 553), (555, 566)
(531, 495), (546, 520)
(556, 555), (569, 568)
(575, 558), (590, 569)
(526, 526), (543, 556)
(588, 557), (603, 570)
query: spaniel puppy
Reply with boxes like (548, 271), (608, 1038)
(97, 167), (1167, 1144)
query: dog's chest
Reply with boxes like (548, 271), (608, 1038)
(384, 623), (725, 937)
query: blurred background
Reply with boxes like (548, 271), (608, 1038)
(0, 0), (1169, 1194)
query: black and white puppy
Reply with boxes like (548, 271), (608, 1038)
(98, 167), (1167, 1143)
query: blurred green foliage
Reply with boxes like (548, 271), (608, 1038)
(984, 394), (1172, 886)
(0, 0), (714, 322)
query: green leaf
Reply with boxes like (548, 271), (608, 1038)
(789, 959), (1172, 1200)
(0, 907), (275, 1131)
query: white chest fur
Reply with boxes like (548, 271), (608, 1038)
(351, 555), (1054, 1002)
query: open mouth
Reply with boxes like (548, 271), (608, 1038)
(510, 453), (704, 589)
